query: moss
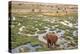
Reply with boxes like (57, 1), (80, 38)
(11, 35), (41, 49)
(37, 30), (46, 34)
(11, 14), (78, 51)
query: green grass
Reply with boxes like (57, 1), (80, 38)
(11, 34), (41, 49)
(11, 13), (78, 51)
(11, 35), (29, 49)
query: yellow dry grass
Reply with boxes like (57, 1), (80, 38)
(42, 13), (71, 16)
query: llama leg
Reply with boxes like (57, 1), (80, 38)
(47, 40), (50, 48)
(51, 42), (53, 46)
(48, 43), (49, 48)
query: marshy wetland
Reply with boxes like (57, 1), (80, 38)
(9, 1), (78, 53)
(10, 14), (78, 53)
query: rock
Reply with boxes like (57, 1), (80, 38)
(12, 16), (16, 20)
(73, 31), (77, 37)
(19, 26), (25, 31)
(18, 23), (21, 26)
(19, 47), (25, 52)
(19, 47), (29, 52)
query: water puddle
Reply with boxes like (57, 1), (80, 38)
(12, 43), (42, 53)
